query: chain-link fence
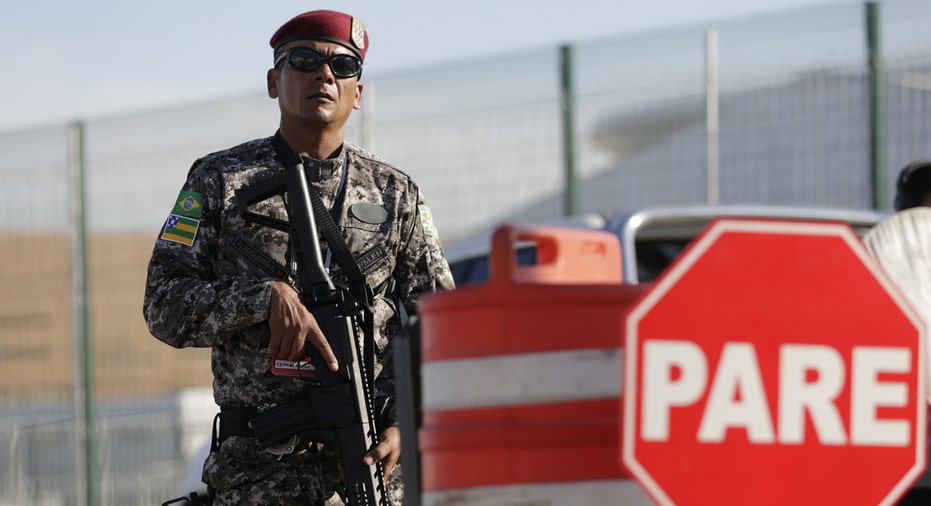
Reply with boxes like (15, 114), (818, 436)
(2, 1), (931, 504)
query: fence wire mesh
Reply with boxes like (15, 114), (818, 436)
(2, 1), (931, 504)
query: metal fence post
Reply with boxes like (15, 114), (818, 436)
(867, 1), (886, 210)
(69, 120), (96, 506)
(560, 44), (579, 217)
(706, 29), (720, 205)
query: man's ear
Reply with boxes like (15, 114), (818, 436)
(267, 69), (279, 99)
(353, 82), (364, 110)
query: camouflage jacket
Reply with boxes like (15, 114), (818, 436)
(143, 135), (454, 427)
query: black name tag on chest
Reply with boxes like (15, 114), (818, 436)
(231, 234), (288, 279)
(356, 245), (389, 275)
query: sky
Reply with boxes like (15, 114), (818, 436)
(1, 0), (865, 132)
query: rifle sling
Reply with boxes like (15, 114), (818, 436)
(270, 130), (379, 414)
(271, 131), (373, 310)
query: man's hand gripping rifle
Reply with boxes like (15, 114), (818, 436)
(234, 159), (387, 506)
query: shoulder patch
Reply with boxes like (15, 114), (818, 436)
(161, 214), (200, 246)
(172, 191), (203, 218)
(418, 204), (439, 239)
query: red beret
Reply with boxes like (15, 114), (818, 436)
(270, 10), (368, 61)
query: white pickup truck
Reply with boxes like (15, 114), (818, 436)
(445, 204), (888, 287)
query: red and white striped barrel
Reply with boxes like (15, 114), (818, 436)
(418, 225), (652, 505)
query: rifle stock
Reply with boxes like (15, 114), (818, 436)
(235, 163), (387, 506)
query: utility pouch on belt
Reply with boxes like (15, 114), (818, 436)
(249, 394), (357, 449)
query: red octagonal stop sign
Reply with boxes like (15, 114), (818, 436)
(622, 218), (927, 506)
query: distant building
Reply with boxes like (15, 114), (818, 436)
(505, 65), (931, 225)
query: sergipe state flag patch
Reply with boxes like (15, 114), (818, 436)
(161, 214), (200, 246)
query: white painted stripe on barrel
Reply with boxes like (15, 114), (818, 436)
(422, 479), (650, 506)
(422, 348), (623, 410)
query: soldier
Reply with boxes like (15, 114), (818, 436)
(144, 10), (454, 505)
(894, 160), (931, 211)
(866, 165), (931, 505)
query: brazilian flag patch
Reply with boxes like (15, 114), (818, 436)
(171, 191), (203, 218)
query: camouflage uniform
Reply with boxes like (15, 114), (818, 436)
(144, 135), (454, 505)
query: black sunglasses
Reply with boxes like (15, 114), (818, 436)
(274, 47), (363, 79)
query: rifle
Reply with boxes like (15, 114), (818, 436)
(233, 149), (387, 506)
(161, 492), (209, 506)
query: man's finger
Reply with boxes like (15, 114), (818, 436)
(362, 443), (384, 467)
(307, 331), (339, 371)
(363, 444), (397, 478)
(287, 333), (304, 361)
(363, 428), (401, 477)
(267, 334), (285, 358)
